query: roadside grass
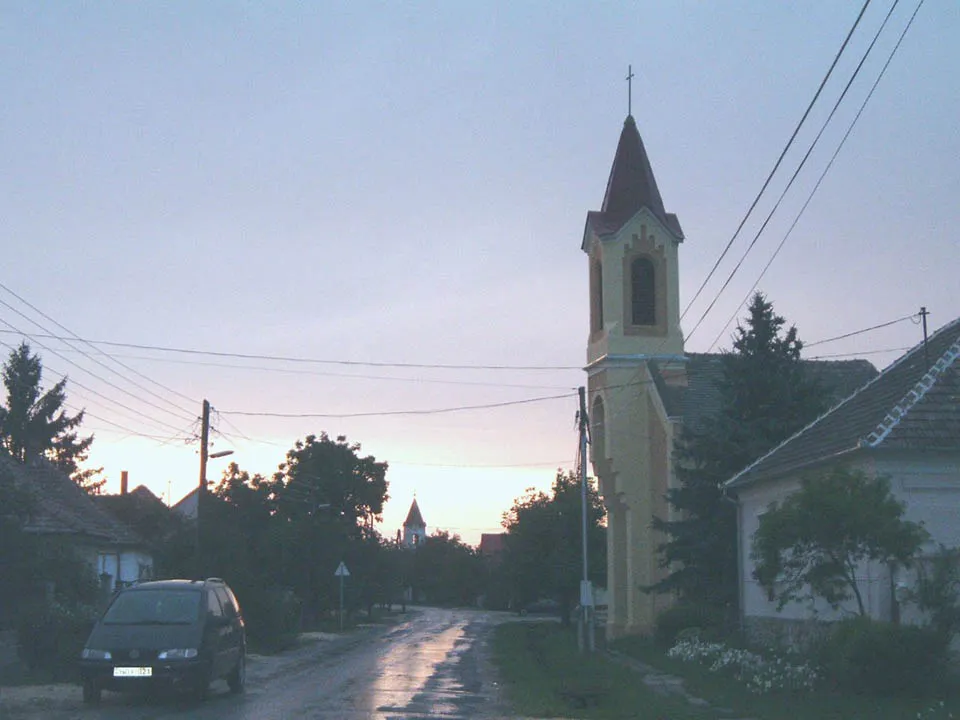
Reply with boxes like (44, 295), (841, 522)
(492, 622), (710, 719)
(613, 636), (960, 720)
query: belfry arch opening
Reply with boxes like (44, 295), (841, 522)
(630, 257), (655, 326)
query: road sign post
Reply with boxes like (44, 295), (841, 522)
(334, 561), (350, 632)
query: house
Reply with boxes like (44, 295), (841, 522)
(96, 471), (182, 550)
(725, 316), (960, 642)
(479, 533), (506, 563)
(172, 486), (199, 520)
(0, 456), (154, 593)
(582, 113), (878, 638)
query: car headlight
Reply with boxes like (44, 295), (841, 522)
(157, 648), (198, 660)
(81, 648), (112, 660)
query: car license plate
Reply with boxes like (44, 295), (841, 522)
(114, 666), (152, 677)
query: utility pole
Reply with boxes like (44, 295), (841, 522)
(920, 306), (930, 371)
(196, 399), (210, 578)
(578, 386), (595, 653)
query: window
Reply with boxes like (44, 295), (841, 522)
(214, 587), (237, 618)
(591, 396), (605, 463)
(207, 590), (223, 618)
(591, 260), (603, 333)
(631, 257), (655, 326)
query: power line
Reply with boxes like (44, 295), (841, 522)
(805, 313), (918, 348)
(705, 0), (926, 351)
(0, 335), (191, 436)
(219, 391), (575, 419)
(389, 459), (575, 469)
(0, 330), (580, 372)
(0, 311), (196, 425)
(687, 0), (902, 344)
(0, 290), (198, 415)
(680, 0), (873, 323)
(16, 343), (573, 390)
(807, 346), (911, 360)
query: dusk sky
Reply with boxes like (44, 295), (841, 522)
(2, 2), (957, 545)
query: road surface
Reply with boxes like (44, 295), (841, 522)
(0, 607), (516, 719)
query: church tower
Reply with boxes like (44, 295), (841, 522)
(402, 498), (427, 548)
(583, 113), (686, 638)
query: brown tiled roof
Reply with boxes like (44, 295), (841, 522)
(584, 115), (684, 242)
(726, 316), (960, 489)
(479, 532), (506, 557)
(403, 498), (425, 528)
(652, 353), (878, 432)
(0, 456), (145, 546)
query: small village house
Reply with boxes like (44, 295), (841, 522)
(725, 316), (960, 642)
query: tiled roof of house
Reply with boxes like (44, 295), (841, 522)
(403, 498), (425, 528)
(584, 115), (683, 242)
(479, 532), (506, 557)
(653, 353), (878, 432)
(0, 455), (145, 546)
(726, 316), (960, 489)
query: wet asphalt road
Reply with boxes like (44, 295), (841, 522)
(6, 607), (513, 720)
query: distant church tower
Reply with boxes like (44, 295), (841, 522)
(402, 498), (427, 548)
(583, 112), (687, 638)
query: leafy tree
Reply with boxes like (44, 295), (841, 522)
(408, 530), (485, 607)
(0, 342), (101, 492)
(194, 437), (393, 633)
(276, 433), (388, 528)
(909, 545), (960, 637)
(652, 293), (826, 609)
(501, 470), (605, 624)
(751, 467), (927, 615)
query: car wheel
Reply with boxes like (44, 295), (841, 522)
(227, 653), (245, 694)
(82, 679), (102, 705)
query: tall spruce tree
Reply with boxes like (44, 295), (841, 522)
(0, 342), (102, 492)
(651, 293), (826, 610)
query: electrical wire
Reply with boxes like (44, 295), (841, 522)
(0, 293), (197, 417)
(0, 312), (196, 425)
(805, 313), (918, 348)
(15, 344), (574, 390)
(0, 336), (191, 437)
(704, 0), (926, 351)
(687, 0), (902, 344)
(680, 0), (873, 323)
(218, 392), (575, 419)
(0, 330), (581, 372)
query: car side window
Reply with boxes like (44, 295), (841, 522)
(207, 589), (223, 618)
(214, 587), (237, 618)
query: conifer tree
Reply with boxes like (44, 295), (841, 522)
(0, 342), (102, 492)
(651, 293), (825, 610)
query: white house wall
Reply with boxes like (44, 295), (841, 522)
(738, 458), (892, 623)
(879, 452), (960, 551)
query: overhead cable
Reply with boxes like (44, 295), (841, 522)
(704, 0), (925, 351)
(680, 0), (873, 322)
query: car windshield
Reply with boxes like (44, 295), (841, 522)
(103, 589), (201, 625)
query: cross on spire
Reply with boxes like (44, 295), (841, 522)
(626, 64), (635, 116)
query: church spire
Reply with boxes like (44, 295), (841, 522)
(599, 115), (681, 238)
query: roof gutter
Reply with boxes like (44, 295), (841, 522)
(724, 444), (864, 491)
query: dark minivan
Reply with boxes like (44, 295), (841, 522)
(79, 578), (245, 704)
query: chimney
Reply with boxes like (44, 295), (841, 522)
(120, 470), (129, 496)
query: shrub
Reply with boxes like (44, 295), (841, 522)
(668, 637), (818, 694)
(817, 617), (947, 697)
(17, 601), (98, 681)
(654, 603), (728, 647)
